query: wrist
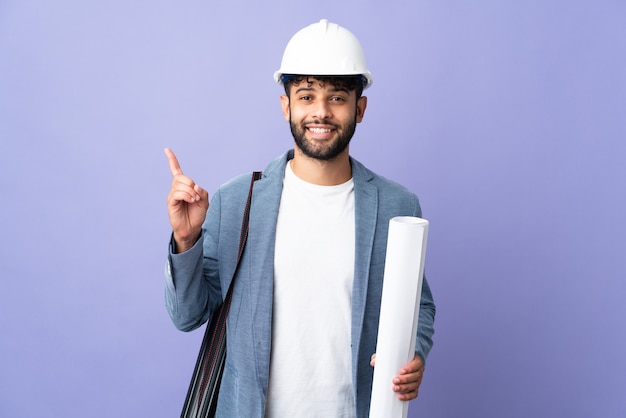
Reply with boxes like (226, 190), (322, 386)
(172, 232), (200, 253)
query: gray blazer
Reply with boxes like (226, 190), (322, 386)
(166, 150), (436, 417)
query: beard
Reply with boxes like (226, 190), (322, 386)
(289, 114), (357, 161)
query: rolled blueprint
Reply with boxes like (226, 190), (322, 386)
(369, 216), (429, 418)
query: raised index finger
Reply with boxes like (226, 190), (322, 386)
(164, 147), (183, 176)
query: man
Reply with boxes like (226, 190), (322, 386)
(165, 19), (435, 417)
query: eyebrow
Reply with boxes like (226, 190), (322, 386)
(294, 86), (350, 94)
(294, 87), (314, 94)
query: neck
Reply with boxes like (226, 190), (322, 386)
(290, 147), (352, 185)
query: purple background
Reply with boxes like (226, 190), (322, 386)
(1, 1), (625, 417)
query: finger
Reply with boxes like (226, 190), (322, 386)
(394, 366), (424, 384)
(169, 176), (197, 199)
(195, 184), (209, 203)
(164, 147), (184, 177)
(393, 361), (424, 387)
(396, 386), (419, 401)
(393, 374), (422, 399)
(169, 182), (209, 205)
(394, 372), (423, 389)
(393, 372), (423, 388)
(399, 355), (424, 375)
(171, 172), (195, 189)
(169, 188), (198, 204)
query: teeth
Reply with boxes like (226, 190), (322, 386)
(309, 128), (332, 134)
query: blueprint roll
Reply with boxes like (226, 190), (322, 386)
(369, 216), (429, 418)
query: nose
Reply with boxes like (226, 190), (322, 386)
(312, 99), (332, 120)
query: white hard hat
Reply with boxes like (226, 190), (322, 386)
(274, 19), (373, 89)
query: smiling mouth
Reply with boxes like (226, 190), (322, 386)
(308, 127), (333, 134)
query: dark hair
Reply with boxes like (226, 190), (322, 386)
(282, 74), (366, 99)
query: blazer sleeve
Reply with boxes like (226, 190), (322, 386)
(164, 189), (224, 332)
(413, 200), (436, 364)
(415, 275), (436, 364)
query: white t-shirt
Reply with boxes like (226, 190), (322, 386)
(265, 161), (356, 418)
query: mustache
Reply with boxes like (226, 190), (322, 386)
(303, 119), (340, 129)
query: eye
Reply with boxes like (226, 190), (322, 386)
(299, 95), (312, 101)
(330, 96), (346, 102)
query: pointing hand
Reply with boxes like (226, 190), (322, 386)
(165, 148), (209, 252)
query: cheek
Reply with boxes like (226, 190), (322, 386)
(287, 105), (306, 123)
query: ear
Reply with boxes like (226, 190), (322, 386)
(280, 94), (290, 121)
(356, 96), (368, 123)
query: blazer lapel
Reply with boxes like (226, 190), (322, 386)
(351, 159), (378, 365)
(245, 152), (289, 395)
